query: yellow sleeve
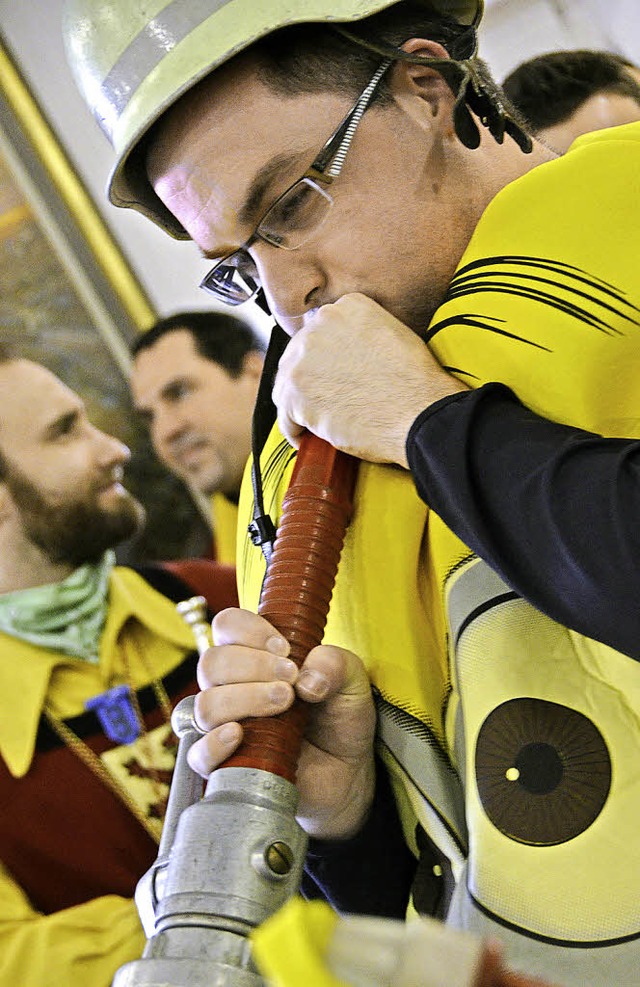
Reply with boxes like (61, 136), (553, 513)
(211, 492), (238, 565)
(0, 862), (145, 987)
(252, 898), (347, 987)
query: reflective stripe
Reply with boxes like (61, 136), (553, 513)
(101, 0), (233, 118)
(98, 0), (483, 124)
(447, 559), (517, 645)
(375, 693), (468, 863)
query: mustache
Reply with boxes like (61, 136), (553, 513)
(94, 463), (130, 492)
(165, 433), (205, 455)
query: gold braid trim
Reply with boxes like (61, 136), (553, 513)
(43, 708), (161, 843)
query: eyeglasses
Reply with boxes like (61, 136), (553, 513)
(199, 58), (393, 308)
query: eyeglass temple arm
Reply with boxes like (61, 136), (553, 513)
(309, 58), (393, 182)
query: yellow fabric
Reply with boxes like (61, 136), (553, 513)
(0, 567), (198, 987)
(238, 428), (452, 740)
(429, 121), (640, 438)
(211, 491), (239, 564)
(251, 898), (347, 987)
(427, 126), (640, 946)
(238, 123), (640, 961)
(0, 864), (144, 987)
(445, 559), (640, 942)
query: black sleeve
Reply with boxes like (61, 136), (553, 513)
(302, 757), (418, 919)
(406, 383), (640, 660)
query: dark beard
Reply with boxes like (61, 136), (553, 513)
(6, 470), (145, 567)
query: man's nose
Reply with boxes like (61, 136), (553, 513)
(252, 241), (325, 330)
(153, 405), (189, 450)
(96, 427), (130, 466)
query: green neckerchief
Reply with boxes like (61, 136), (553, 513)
(0, 551), (115, 664)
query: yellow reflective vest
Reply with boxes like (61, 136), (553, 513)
(238, 123), (640, 985)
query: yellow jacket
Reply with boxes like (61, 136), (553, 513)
(0, 567), (199, 987)
(211, 491), (239, 565)
(238, 123), (640, 985)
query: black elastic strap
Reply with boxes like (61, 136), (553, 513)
(248, 323), (290, 564)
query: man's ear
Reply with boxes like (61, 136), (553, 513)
(0, 481), (12, 524)
(388, 38), (456, 128)
(241, 349), (266, 381)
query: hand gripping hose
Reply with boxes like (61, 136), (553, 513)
(222, 432), (359, 781)
(111, 433), (358, 987)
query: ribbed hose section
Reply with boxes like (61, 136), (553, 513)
(221, 434), (359, 782)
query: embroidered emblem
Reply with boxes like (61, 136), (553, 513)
(86, 684), (141, 744)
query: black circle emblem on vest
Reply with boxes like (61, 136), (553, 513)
(475, 698), (611, 845)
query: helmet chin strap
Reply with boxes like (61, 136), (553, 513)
(332, 26), (533, 154)
(248, 323), (290, 564)
(254, 288), (272, 315)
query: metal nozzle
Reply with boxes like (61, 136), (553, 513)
(177, 595), (213, 657)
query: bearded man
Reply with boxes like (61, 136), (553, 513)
(0, 349), (238, 987)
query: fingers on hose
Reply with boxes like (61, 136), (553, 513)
(193, 680), (295, 733)
(187, 723), (243, 778)
(196, 642), (298, 691)
(211, 607), (290, 655)
(295, 644), (355, 703)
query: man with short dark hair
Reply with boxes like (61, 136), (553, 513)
(503, 48), (640, 152)
(64, 2), (640, 983)
(131, 311), (266, 563)
(0, 349), (238, 987)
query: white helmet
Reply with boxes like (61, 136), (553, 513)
(63, 0), (483, 237)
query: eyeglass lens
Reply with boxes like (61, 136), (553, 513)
(258, 178), (333, 249)
(200, 179), (333, 304)
(201, 251), (260, 305)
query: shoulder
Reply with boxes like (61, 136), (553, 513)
(124, 560), (238, 614)
(485, 122), (640, 235)
(458, 122), (640, 298)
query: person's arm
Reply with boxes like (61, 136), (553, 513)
(0, 862), (145, 987)
(406, 383), (640, 659)
(303, 755), (417, 919)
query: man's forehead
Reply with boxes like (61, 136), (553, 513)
(148, 65), (343, 250)
(134, 328), (200, 372)
(0, 361), (80, 440)
(153, 49), (266, 148)
(148, 57), (262, 181)
(132, 336), (199, 401)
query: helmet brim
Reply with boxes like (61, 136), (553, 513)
(97, 0), (482, 238)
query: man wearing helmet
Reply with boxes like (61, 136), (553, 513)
(64, 2), (640, 984)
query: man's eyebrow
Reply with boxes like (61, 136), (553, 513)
(198, 149), (309, 262)
(136, 375), (190, 406)
(161, 376), (191, 399)
(238, 151), (303, 226)
(135, 377), (190, 422)
(43, 408), (80, 439)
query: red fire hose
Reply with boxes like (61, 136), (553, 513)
(221, 432), (359, 781)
